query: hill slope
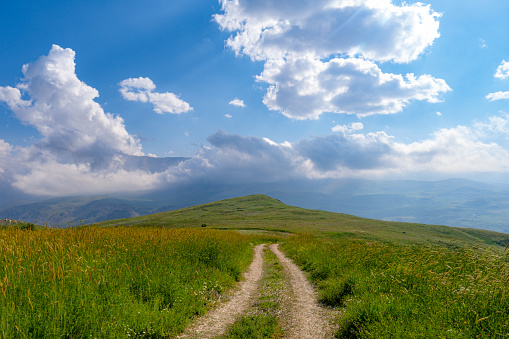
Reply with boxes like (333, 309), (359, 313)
(0, 196), (167, 227)
(95, 194), (509, 248)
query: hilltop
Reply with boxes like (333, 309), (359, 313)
(95, 194), (509, 248)
(4, 178), (509, 232)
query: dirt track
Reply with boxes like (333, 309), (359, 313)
(178, 244), (266, 339)
(179, 243), (333, 339)
(270, 243), (333, 338)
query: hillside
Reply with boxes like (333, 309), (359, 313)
(95, 194), (509, 248)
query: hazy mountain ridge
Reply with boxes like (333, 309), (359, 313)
(0, 196), (162, 227)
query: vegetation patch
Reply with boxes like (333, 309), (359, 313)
(0, 219), (37, 230)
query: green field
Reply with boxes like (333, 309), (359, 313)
(0, 227), (277, 338)
(1, 194), (509, 338)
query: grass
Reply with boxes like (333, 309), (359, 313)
(0, 226), (277, 338)
(223, 248), (285, 339)
(282, 235), (509, 338)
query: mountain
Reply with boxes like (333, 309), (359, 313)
(0, 196), (166, 227)
(2, 178), (509, 232)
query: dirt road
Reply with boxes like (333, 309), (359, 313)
(270, 243), (333, 338)
(180, 243), (333, 338)
(178, 244), (266, 339)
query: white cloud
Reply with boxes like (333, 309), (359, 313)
(229, 98), (246, 107)
(12, 159), (169, 196)
(259, 57), (450, 119)
(494, 60), (509, 79)
(119, 77), (193, 114)
(0, 45), (143, 159)
(172, 115), (509, 183)
(0, 139), (12, 174)
(0, 86), (31, 108)
(176, 130), (301, 183)
(0, 45), (183, 197)
(436, 111), (442, 116)
(215, 0), (449, 119)
(118, 77), (155, 102)
(149, 92), (192, 114)
(215, 0), (441, 63)
(0, 139), (11, 155)
(225, 114), (233, 118)
(332, 122), (364, 133)
(393, 125), (509, 174)
(486, 91), (509, 101)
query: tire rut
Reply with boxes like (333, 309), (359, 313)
(178, 244), (266, 339)
(269, 243), (334, 339)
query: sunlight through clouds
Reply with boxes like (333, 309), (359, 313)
(215, 0), (449, 119)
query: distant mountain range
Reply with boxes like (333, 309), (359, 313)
(2, 178), (509, 233)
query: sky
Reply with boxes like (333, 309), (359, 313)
(1, 0), (509, 198)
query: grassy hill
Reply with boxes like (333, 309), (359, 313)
(95, 194), (509, 249)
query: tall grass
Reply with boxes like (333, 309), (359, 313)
(283, 236), (509, 338)
(0, 227), (261, 338)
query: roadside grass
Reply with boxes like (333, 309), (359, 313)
(282, 235), (509, 338)
(222, 248), (285, 339)
(0, 226), (278, 338)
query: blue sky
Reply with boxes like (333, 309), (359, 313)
(1, 0), (509, 198)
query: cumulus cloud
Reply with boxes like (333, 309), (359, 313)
(215, 0), (441, 63)
(486, 91), (509, 101)
(0, 45), (183, 196)
(494, 60), (509, 79)
(215, 0), (448, 119)
(295, 132), (394, 172)
(170, 114), (509, 183)
(229, 98), (246, 107)
(12, 158), (170, 196)
(393, 125), (509, 174)
(0, 45), (143, 163)
(259, 57), (450, 119)
(119, 77), (192, 114)
(170, 130), (301, 184)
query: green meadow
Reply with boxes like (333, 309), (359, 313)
(1, 194), (509, 338)
(0, 227), (276, 338)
